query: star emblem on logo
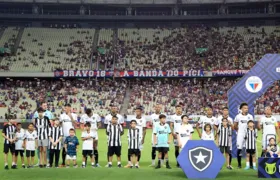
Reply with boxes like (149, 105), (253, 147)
(189, 146), (213, 172)
(177, 140), (225, 179)
(194, 151), (208, 164)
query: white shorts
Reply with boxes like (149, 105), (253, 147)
(66, 155), (76, 160)
(236, 133), (245, 149)
(262, 134), (276, 150)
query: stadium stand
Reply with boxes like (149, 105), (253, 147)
(127, 78), (280, 116)
(117, 26), (280, 71)
(0, 27), (19, 48)
(0, 78), (279, 120)
(96, 28), (115, 70)
(0, 25), (280, 118)
(0, 26), (280, 72)
(0, 28), (96, 72)
(0, 79), (125, 119)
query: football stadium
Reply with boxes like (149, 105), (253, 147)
(0, 0), (280, 179)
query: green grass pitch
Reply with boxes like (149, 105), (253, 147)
(0, 129), (266, 180)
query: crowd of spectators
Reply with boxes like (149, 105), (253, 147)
(0, 78), (280, 120)
(0, 25), (280, 119)
(0, 79), (126, 120)
(127, 78), (280, 115)
(0, 28), (95, 72)
(115, 25), (280, 71)
(0, 26), (279, 72)
(127, 78), (237, 115)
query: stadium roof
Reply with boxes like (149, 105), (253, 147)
(0, 0), (279, 4)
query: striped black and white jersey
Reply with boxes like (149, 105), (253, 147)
(106, 124), (124, 147)
(48, 126), (63, 150)
(127, 128), (141, 150)
(217, 124), (232, 147)
(244, 128), (258, 150)
(35, 116), (50, 140)
(2, 124), (16, 144)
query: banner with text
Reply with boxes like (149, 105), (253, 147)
(212, 69), (249, 76)
(54, 70), (114, 77)
(54, 70), (204, 78)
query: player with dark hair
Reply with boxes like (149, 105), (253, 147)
(104, 104), (124, 128)
(125, 106), (146, 168)
(34, 107), (51, 168)
(64, 128), (79, 168)
(104, 104), (124, 167)
(14, 122), (25, 169)
(81, 122), (96, 168)
(170, 105), (183, 168)
(48, 118), (63, 168)
(80, 108), (101, 167)
(33, 101), (53, 167)
(59, 103), (77, 167)
(259, 106), (279, 157)
(154, 114), (172, 169)
(217, 118), (232, 170)
(176, 115), (194, 150)
(149, 103), (162, 167)
(234, 102), (254, 169)
(127, 120), (141, 168)
(201, 124), (215, 140)
(2, 115), (17, 170)
(215, 106), (234, 168)
(244, 120), (258, 170)
(196, 106), (217, 141)
(106, 116), (124, 168)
